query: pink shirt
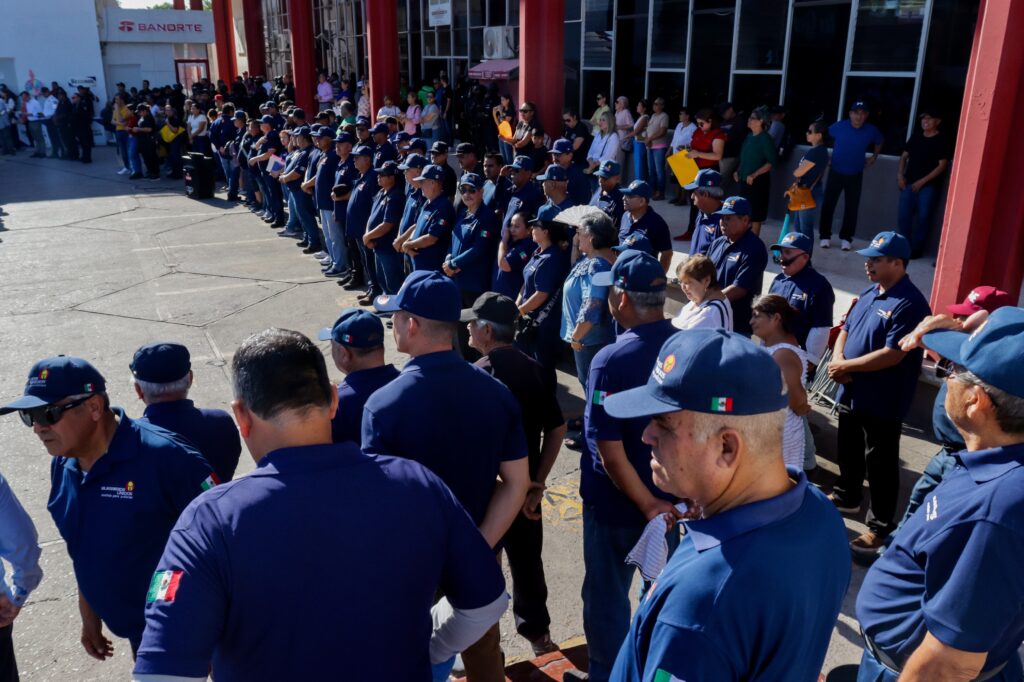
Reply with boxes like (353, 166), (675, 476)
(404, 104), (421, 135)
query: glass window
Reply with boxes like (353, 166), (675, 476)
(424, 29), (438, 57)
(647, 71), (686, 110)
(470, 28), (484, 60)
(584, 0), (614, 68)
(565, 0), (582, 22)
(650, 0), (689, 69)
(785, 3), (850, 134)
(845, 76), (914, 154)
(582, 71), (612, 118)
(397, 0), (409, 32)
(565, 22), (582, 115)
(614, 16), (649, 108)
(916, 0), (979, 136)
(509, 0), (518, 25)
(617, 0), (650, 16)
(455, 27), (468, 56)
(736, 0), (787, 69)
(487, 0), (506, 26)
(469, 0), (485, 26)
(694, 0), (734, 9)
(688, 8), (733, 109)
(731, 73), (781, 111)
(453, 0), (468, 29)
(851, 0), (927, 71)
(438, 27), (452, 56)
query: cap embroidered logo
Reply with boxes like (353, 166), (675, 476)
(662, 354), (677, 374)
(39, 369), (49, 380)
(872, 236), (887, 248)
(711, 397), (733, 412)
(126, 481), (135, 492)
(342, 334), (354, 343)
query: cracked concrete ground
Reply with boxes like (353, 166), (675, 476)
(0, 148), (944, 680)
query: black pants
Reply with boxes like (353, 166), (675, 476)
(0, 624), (18, 682)
(503, 512), (551, 640)
(58, 124), (77, 159)
(819, 170), (863, 240)
(42, 119), (64, 158)
(74, 127), (92, 162)
(833, 410), (903, 533)
(138, 139), (160, 177)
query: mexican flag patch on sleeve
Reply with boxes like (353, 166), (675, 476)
(200, 473), (221, 491)
(654, 669), (685, 682)
(592, 390), (610, 405)
(147, 570), (183, 603)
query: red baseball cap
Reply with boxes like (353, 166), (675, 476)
(946, 286), (1013, 316)
(214, 94), (224, 101)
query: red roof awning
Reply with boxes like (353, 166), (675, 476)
(468, 59), (519, 81)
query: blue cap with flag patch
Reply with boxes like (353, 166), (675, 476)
(594, 160), (621, 178)
(613, 232), (653, 255)
(770, 232), (813, 253)
(0, 356), (107, 413)
(603, 329), (789, 419)
(130, 342), (191, 383)
(684, 168), (722, 191)
(621, 180), (653, 199)
(592, 249), (666, 292)
(508, 155), (534, 171)
(459, 172), (484, 190)
(413, 164), (446, 182)
(373, 270), (461, 322)
(318, 308), (386, 348)
(714, 196), (751, 216)
(408, 137), (428, 152)
(857, 231), (911, 259)
(923, 306), (1024, 399)
(398, 153), (429, 171)
(548, 138), (574, 155)
(536, 165), (568, 182)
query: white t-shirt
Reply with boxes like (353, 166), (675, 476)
(672, 297), (733, 332)
(765, 342), (809, 470)
(376, 105), (401, 121)
(670, 122), (697, 151)
(188, 113), (208, 136)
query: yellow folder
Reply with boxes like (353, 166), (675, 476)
(667, 151), (700, 187)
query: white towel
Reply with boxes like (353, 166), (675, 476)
(625, 502), (690, 581)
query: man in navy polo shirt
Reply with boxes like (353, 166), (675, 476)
(0, 357), (214, 658)
(131, 342), (242, 483)
(370, 122), (397, 168)
(767, 232), (836, 366)
(364, 160), (407, 297)
(684, 169), (724, 257)
(429, 141), (459, 200)
(827, 231), (930, 552)
(602, 330), (850, 682)
(312, 127), (346, 277)
(278, 126), (322, 256)
(499, 156), (543, 241)
(332, 132), (361, 288)
(132, 329), (508, 682)
(367, 271), (530, 681)
(394, 153), (429, 264)
(320, 308), (400, 444)
(402, 164), (456, 272)
(855, 306), (1024, 681)
(706, 196), (769, 337)
(819, 100), (884, 250)
(536, 164), (576, 258)
(248, 115), (285, 227)
(346, 145), (379, 303)
(590, 160), (624, 228)
(444, 172), (499, 305)
(570, 250), (681, 682)
(549, 138), (592, 206)
(619, 181), (672, 272)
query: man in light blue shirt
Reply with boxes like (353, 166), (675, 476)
(0, 470), (43, 682)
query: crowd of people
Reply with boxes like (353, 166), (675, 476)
(1, 69), (1020, 682)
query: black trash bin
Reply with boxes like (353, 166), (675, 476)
(183, 152), (215, 199)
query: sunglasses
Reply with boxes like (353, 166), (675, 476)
(563, 118), (573, 123)
(459, 187), (479, 194)
(19, 395), (91, 428)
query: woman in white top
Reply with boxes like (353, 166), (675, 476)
(750, 294), (812, 471)
(672, 255), (733, 331)
(670, 107), (697, 205)
(187, 103), (210, 155)
(376, 94), (402, 122)
(585, 110), (621, 172)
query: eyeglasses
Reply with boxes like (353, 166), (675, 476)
(19, 396), (91, 428)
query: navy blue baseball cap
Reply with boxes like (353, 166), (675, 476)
(374, 270), (461, 322)
(334, 131), (356, 145)
(370, 122), (388, 135)
(604, 329), (789, 419)
(292, 125), (312, 138)
(459, 172), (484, 190)
(684, 168), (722, 191)
(315, 126), (336, 139)
(430, 140), (450, 155)
(264, 100), (278, 109)
(621, 180), (653, 199)
(613, 232), (653, 254)
(923, 306), (1024, 398)
(398, 153), (429, 170)
(771, 231), (813, 253)
(130, 342), (191, 383)
(714, 196), (751, 216)
(536, 165), (568, 182)
(408, 138), (428, 152)
(259, 114), (275, 125)
(351, 145), (374, 157)
(455, 142), (477, 155)
(0, 356), (107, 413)
(414, 164), (446, 182)
(508, 155), (534, 171)
(594, 160), (621, 178)
(232, 110), (247, 121)
(318, 308), (386, 348)
(857, 231), (911, 259)
(377, 160), (400, 177)
(391, 131), (411, 143)
(850, 100), (869, 112)
(549, 138), (574, 155)
(592, 249), (667, 292)
(355, 116), (371, 127)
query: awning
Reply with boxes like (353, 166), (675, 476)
(468, 59), (519, 81)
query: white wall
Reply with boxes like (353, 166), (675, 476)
(0, 0), (107, 102)
(103, 42), (177, 93)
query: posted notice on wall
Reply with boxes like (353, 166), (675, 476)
(428, 0), (452, 27)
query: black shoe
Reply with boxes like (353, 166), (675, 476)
(271, 220), (286, 228)
(302, 246), (319, 254)
(295, 240), (309, 248)
(227, 195), (240, 201)
(342, 278), (366, 290)
(129, 173), (143, 179)
(262, 215), (276, 223)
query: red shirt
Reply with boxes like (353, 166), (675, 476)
(690, 127), (727, 169)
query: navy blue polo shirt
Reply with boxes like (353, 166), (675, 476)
(411, 195), (456, 271)
(619, 208), (671, 256)
(448, 207), (499, 294)
(140, 399), (242, 483)
(492, 237), (537, 300)
(687, 210), (721, 257)
(345, 167), (379, 239)
(257, 130), (281, 174)
(331, 364), (401, 444)
(828, 119), (884, 175)
(362, 351), (528, 525)
(492, 177), (515, 216)
(838, 275), (930, 419)
(521, 245), (568, 329)
(366, 186), (406, 253)
(332, 156), (358, 222)
(48, 408), (213, 643)
(593, 186), (624, 228)
(707, 229), (768, 337)
(313, 148), (340, 212)
(768, 265), (835, 347)
(501, 181), (543, 238)
(134, 442), (505, 681)
(566, 163), (592, 206)
(373, 140), (397, 168)
(209, 115), (234, 150)
(582, 319), (678, 526)
(304, 147), (321, 183)
(282, 146), (312, 192)
(399, 186), (425, 237)
(611, 473), (851, 681)
(857, 442), (1024, 674)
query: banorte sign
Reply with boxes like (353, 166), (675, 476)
(117, 20), (205, 34)
(104, 8), (213, 44)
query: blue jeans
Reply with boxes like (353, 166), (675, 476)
(115, 130), (130, 169)
(499, 139), (515, 165)
(320, 209), (348, 270)
(573, 343), (605, 395)
(219, 155), (239, 198)
(632, 140), (648, 184)
(890, 447), (957, 540)
(374, 249), (405, 294)
(291, 191), (321, 248)
(647, 146), (667, 194)
(242, 167), (258, 203)
(425, 126), (440, 145)
(790, 183), (824, 250)
(897, 184), (938, 255)
(127, 135), (141, 174)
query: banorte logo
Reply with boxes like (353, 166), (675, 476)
(119, 20), (134, 32)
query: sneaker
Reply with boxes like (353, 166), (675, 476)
(850, 530), (885, 555)
(820, 238), (831, 249)
(313, 250), (328, 259)
(530, 633), (559, 657)
(323, 269), (345, 277)
(827, 492), (860, 514)
(841, 239), (852, 251)
(117, 167), (130, 175)
(277, 230), (302, 239)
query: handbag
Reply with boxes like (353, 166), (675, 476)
(786, 183), (816, 211)
(159, 124), (178, 144)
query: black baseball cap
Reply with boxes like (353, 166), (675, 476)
(460, 292), (519, 326)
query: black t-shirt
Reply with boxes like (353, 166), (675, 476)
(903, 131), (951, 185)
(476, 346), (564, 476)
(563, 121), (592, 166)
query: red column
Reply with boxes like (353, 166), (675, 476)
(286, 0), (316, 112)
(173, 0), (185, 9)
(931, 0), (1024, 310)
(189, 0), (203, 10)
(366, 1), (400, 119)
(211, 0), (238, 83)
(240, 0), (266, 77)
(518, 0), (565, 142)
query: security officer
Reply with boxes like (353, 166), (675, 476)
(312, 126), (346, 277)
(684, 168), (725, 256)
(855, 306), (1024, 681)
(571, 250), (680, 682)
(370, 122), (397, 168)
(493, 209), (538, 300)
(394, 153), (429, 264)
(278, 126), (322, 255)
(407, 136), (429, 157)
(429, 140), (459, 200)
(549, 138), (592, 206)
(130, 342), (242, 483)
(346, 145), (380, 303)
(453, 142), (481, 212)
(590, 160), (624, 228)
(619, 181), (673, 272)
(333, 131), (361, 288)
(602, 330), (850, 682)
(248, 115), (284, 227)
(132, 329), (508, 681)
(264, 100), (286, 129)
(354, 116), (373, 148)
(364, 160), (407, 297)
(319, 309), (399, 444)
(767, 231), (836, 366)
(0, 357), (213, 657)
(368, 272), (531, 682)
(482, 152), (508, 214)
(402, 164), (455, 272)
(827, 231), (930, 553)
(535, 164), (576, 257)
(444, 173), (499, 305)
(499, 156), (543, 241)
(706, 196), (768, 337)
